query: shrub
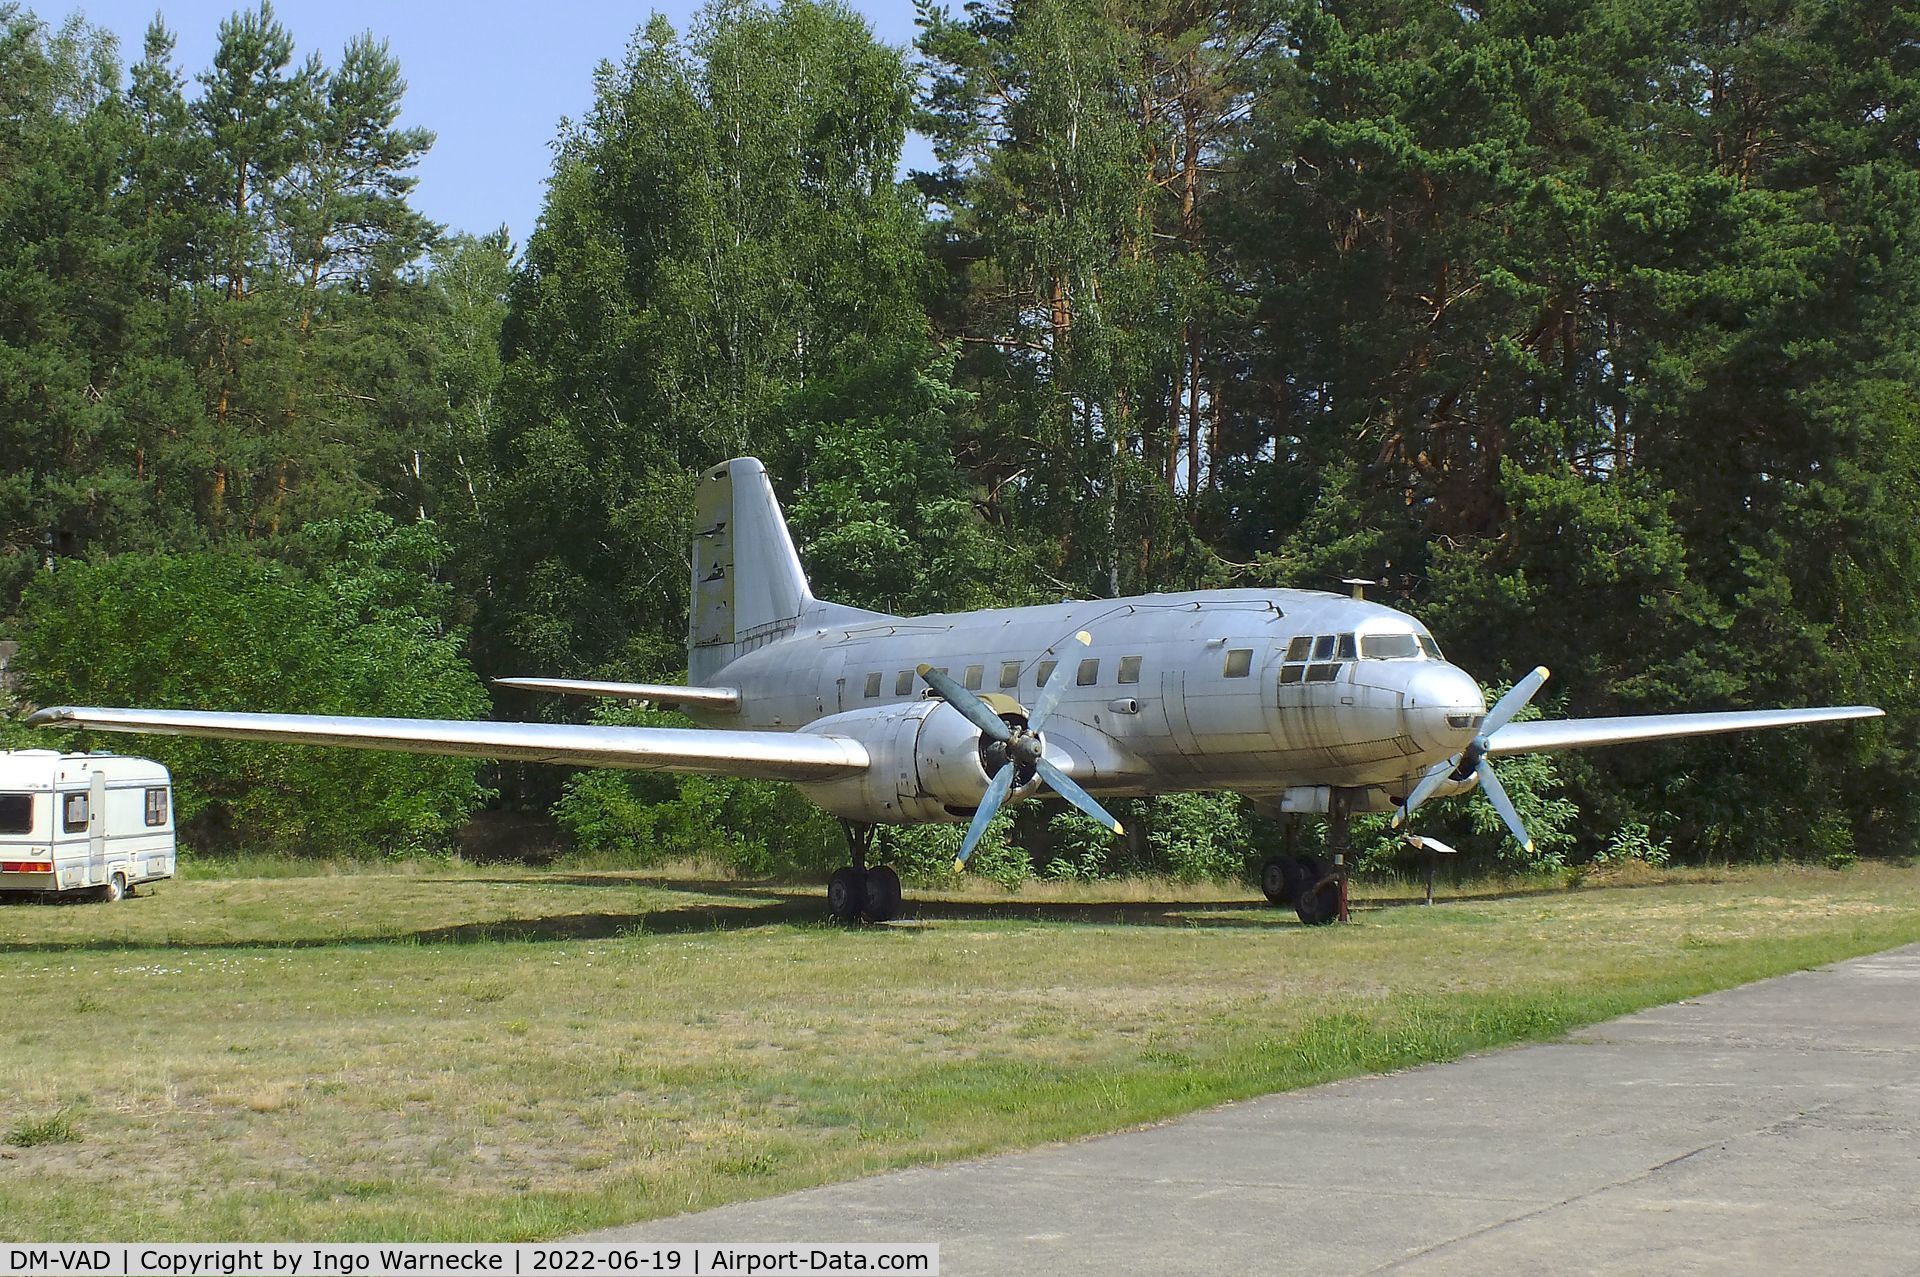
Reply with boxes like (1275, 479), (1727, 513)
(17, 519), (490, 855)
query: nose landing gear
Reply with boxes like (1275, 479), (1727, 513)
(1258, 796), (1354, 926)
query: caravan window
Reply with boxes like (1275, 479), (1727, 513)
(0, 794), (31, 835)
(62, 793), (89, 833)
(146, 788), (170, 827)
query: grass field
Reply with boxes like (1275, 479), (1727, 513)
(2, 861), (1918, 1241)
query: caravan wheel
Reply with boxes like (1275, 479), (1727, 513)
(99, 873), (126, 903)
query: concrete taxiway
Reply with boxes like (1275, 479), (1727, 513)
(593, 942), (1920, 1274)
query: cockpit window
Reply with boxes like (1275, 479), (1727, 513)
(1311, 635), (1336, 660)
(1418, 635), (1444, 660)
(1361, 633), (1420, 660)
(1285, 636), (1312, 661)
(1336, 633), (1356, 660)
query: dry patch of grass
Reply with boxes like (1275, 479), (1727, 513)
(1, 862), (1917, 1240)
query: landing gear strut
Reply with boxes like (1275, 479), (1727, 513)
(831, 821), (902, 924)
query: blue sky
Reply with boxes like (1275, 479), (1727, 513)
(60, 1), (933, 247)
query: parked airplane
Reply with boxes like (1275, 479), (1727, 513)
(28, 458), (1882, 924)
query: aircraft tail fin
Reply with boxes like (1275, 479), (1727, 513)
(688, 457), (817, 686)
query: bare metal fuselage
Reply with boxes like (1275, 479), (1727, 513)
(698, 587), (1488, 813)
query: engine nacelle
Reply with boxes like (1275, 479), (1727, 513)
(795, 699), (1035, 824)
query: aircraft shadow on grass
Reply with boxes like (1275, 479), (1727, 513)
(0, 875), (1630, 953)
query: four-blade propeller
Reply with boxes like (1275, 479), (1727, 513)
(917, 630), (1125, 871)
(1393, 666), (1550, 852)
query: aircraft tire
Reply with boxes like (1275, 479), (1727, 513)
(1261, 857), (1301, 906)
(827, 866), (864, 923)
(1294, 857), (1339, 926)
(863, 865), (902, 923)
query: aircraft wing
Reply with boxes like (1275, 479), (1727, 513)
(23, 706), (866, 782)
(1485, 705), (1883, 757)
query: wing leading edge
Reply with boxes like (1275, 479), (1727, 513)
(492, 677), (740, 709)
(1486, 705), (1883, 756)
(23, 706), (866, 783)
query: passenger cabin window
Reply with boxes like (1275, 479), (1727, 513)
(963, 664), (984, 691)
(864, 672), (882, 698)
(145, 787), (169, 827)
(1076, 658), (1100, 686)
(0, 793), (31, 835)
(1336, 633), (1357, 660)
(1117, 655), (1143, 685)
(1285, 636), (1312, 661)
(1036, 659), (1058, 686)
(1312, 635), (1336, 660)
(62, 792), (89, 833)
(1361, 633), (1420, 660)
(1000, 661), (1022, 689)
(1223, 648), (1253, 678)
(894, 670), (914, 696)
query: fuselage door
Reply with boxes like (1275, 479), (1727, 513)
(1160, 667), (1202, 759)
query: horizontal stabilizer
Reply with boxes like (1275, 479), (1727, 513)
(1487, 705), (1883, 756)
(493, 677), (739, 709)
(25, 706), (863, 782)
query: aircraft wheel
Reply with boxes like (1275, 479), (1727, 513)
(1293, 857), (1339, 926)
(1260, 856), (1301, 906)
(827, 866), (864, 923)
(863, 865), (902, 923)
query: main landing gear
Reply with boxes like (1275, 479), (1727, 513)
(830, 821), (902, 924)
(1258, 796), (1353, 927)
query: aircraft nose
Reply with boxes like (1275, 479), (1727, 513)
(1402, 663), (1487, 756)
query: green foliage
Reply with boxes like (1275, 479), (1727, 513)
(885, 813), (1030, 889)
(484, 0), (985, 676)
(15, 522), (489, 854)
(552, 702), (840, 874)
(1143, 792), (1249, 883)
(1599, 820), (1674, 869)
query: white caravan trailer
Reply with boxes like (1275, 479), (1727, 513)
(0, 750), (175, 901)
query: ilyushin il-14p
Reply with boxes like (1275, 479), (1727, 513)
(29, 458), (1882, 924)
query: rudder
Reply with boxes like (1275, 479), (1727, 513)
(688, 458), (815, 686)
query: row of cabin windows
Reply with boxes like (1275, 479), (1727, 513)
(861, 649), (1252, 701)
(856, 633), (1438, 703)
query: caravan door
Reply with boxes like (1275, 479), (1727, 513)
(88, 770), (106, 887)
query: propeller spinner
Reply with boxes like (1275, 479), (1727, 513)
(917, 630), (1126, 871)
(1394, 666), (1550, 852)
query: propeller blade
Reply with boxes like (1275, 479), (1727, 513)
(1025, 630), (1092, 731)
(1474, 759), (1534, 854)
(953, 764), (1016, 870)
(1483, 665), (1550, 736)
(1392, 759), (1459, 827)
(1034, 756), (1125, 836)
(917, 663), (1013, 742)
